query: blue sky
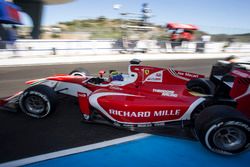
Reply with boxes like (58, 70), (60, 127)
(36, 0), (250, 34)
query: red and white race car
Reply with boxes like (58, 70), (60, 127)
(0, 59), (249, 155)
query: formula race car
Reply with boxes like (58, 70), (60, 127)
(0, 59), (249, 155)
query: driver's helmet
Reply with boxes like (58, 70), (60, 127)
(110, 70), (124, 81)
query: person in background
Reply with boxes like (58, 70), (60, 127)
(7, 25), (18, 50)
(0, 24), (8, 49)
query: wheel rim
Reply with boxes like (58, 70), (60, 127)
(24, 95), (45, 114)
(213, 126), (247, 151)
(71, 72), (86, 76)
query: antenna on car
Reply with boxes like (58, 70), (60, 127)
(130, 59), (142, 65)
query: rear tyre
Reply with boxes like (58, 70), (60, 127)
(69, 68), (90, 77)
(19, 85), (57, 118)
(187, 78), (215, 95)
(195, 105), (250, 155)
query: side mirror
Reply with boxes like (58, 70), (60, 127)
(99, 70), (106, 78)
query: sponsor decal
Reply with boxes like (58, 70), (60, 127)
(145, 71), (163, 82)
(123, 124), (134, 127)
(153, 89), (178, 97)
(144, 69), (150, 75)
(154, 109), (180, 116)
(114, 122), (168, 128)
(177, 71), (199, 78)
(109, 109), (180, 118)
(113, 122), (121, 127)
(137, 124), (152, 127)
(226, 121), (250, 131)
(109, 109), (150, 117)
(153, 122), (166, 126)
(110, 86), (123, 90)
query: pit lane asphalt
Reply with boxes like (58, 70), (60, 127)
(0, 59), (218, 163)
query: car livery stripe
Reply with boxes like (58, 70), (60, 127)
(168, 68), (190, 81)
(180, 97), (205, 120)
(52, 81), (92, 96)
(234, 85), (250, 100)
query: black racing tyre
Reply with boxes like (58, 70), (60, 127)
(69, 67), (90, 77)
(19, 85), (57, 118)
(187, 78), (215, 95)
(195, 105), (250, 155)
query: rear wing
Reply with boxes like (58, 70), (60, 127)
(210, 63), (250, 118)
(229, 69), (250, 99)
(210, 63), (249, 94)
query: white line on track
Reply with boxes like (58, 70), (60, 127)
(0, 133), (151, 167)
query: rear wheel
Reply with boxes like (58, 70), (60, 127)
(195, 105), (250, 155)
(187, 78), (215, 95)
(19, 85), (57, 118)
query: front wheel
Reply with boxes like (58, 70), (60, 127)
(195, 105), (250, 155)
(69, 67), (90, 77)
(19, 85), (57, 118)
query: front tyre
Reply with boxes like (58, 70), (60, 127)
(19, 85), (57, 118)
(69, 67), (90, 77)
(195, 105), (250, 155)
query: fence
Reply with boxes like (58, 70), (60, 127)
(0, 39), (250, 57)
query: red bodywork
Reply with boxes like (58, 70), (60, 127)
(229, 69), (250, 118)
(1, 63), (249, 125)
(41, 65), (205, 124)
